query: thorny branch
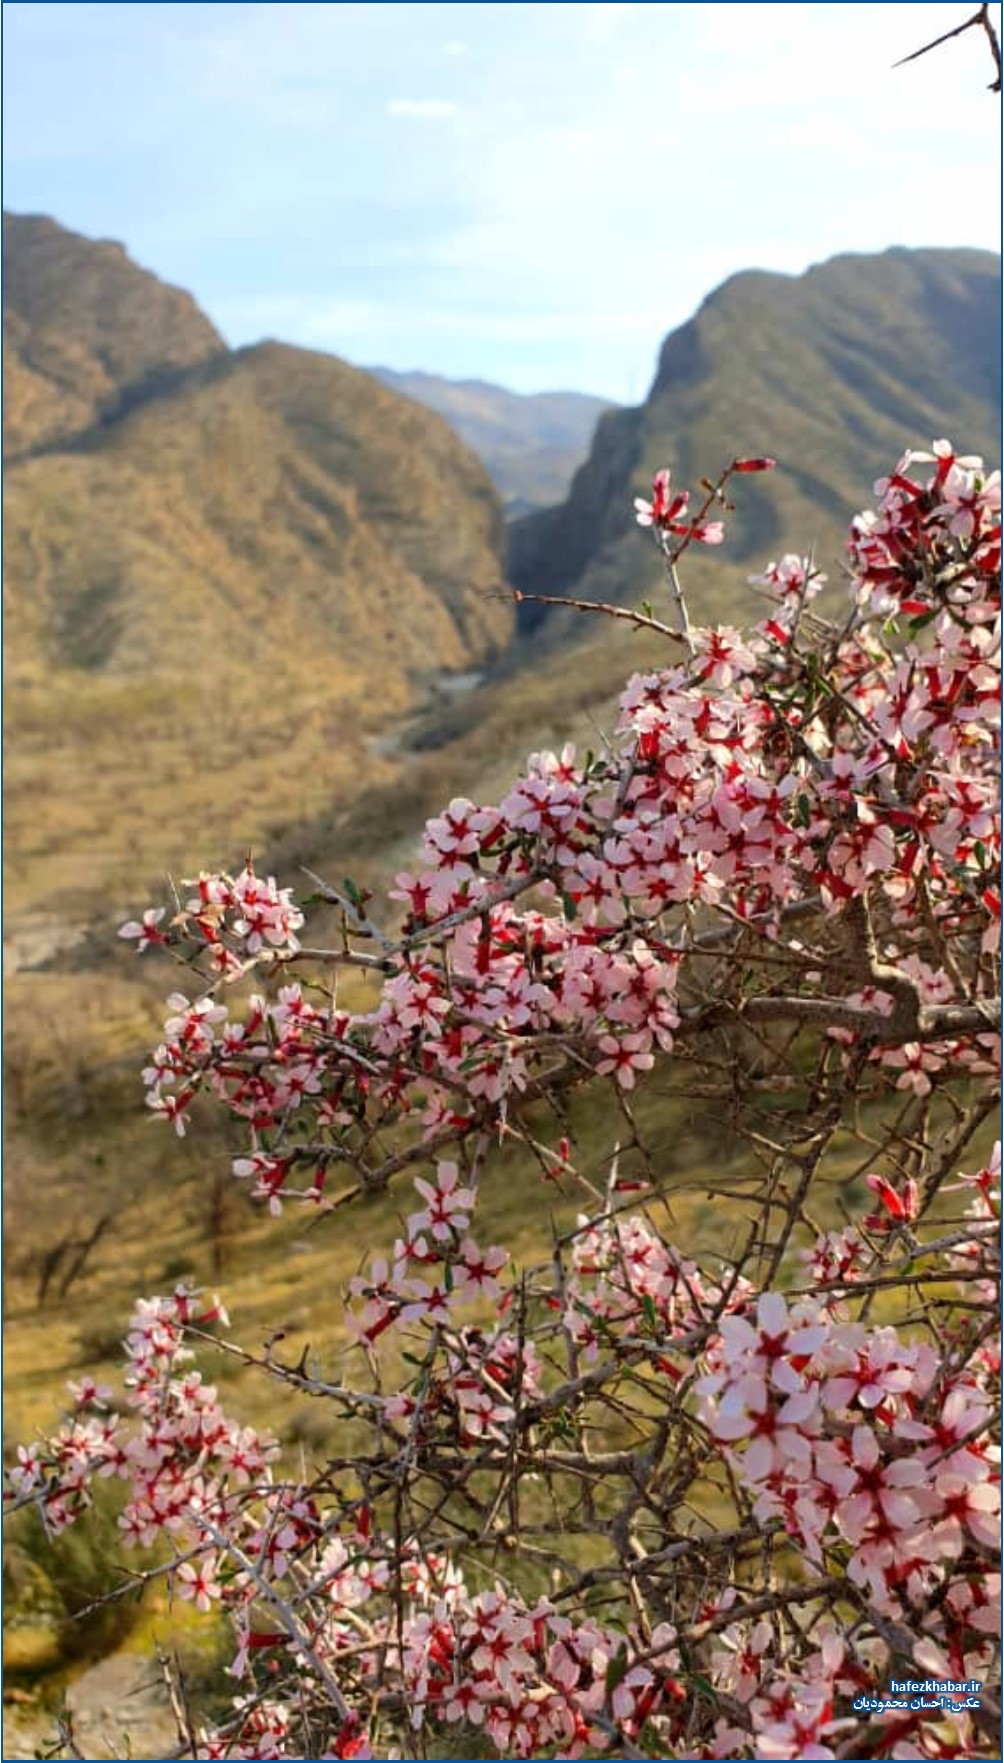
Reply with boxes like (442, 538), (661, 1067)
(895, 2), (1003, 92)
(13, 441), (999, 1760)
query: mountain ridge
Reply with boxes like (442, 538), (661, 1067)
(3, 211), (227, 460)
(370, 366), (614, 513)
(510, 244), (1001, 633)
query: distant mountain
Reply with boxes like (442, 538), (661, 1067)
(3, 212), (225, 459)
(510, 247), (1001, 632)
(371, 368), (614, 514)
(3, 215), (511, 927)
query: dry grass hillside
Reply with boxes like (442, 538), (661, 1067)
(4, 218), (511, 941)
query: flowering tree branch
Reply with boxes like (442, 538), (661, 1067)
(7, 438), (1000, 1760)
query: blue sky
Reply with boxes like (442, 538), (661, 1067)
(3, 2), (1000, 400)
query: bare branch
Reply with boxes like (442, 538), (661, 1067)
(894, 2), (1002, 91)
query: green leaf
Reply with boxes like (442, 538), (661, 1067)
(549, 1408), (577, 1441)
(561, 890), (579, 921)
(342, 877), (362, 908)
(908, 608), (938, 634)
(605, 1642), (630, 1696)
(689, 1672), (719, 1705)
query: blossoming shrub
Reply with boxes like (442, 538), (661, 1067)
(7, 444), (1000, 1759)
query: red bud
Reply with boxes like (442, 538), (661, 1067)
(865, 1173), (917, 1221)
(733, 456), (777, 473)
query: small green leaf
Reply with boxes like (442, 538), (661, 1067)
(605, 1643), (630, 1696)
(561, 890), (579, 921)
(689, 1673), (719, 1704)
(908, 608), (938, 634)
(342, 877), (362, 908)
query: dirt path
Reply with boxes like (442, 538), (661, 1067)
(4, 918), (88, 976)
(4, 1650), (180, 1760)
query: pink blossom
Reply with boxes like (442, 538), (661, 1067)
(596, 1030), (655, 1088)
(408, 1162), (476, 1242)
(118, 907), (167, 951)
(178, 1554), (223, 1612)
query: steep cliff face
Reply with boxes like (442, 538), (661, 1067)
(507, 404), (644, 625)
(3, 215), (512, 925)
(510, 247), (1002, 634)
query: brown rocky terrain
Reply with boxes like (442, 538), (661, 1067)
(4, 215), (511, 931)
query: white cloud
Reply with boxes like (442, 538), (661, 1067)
(386, 98), (458, 120)
(443, 41), (468, 58)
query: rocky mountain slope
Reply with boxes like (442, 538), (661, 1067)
(3, 214), (511, 932)
(371, 368), (613, 513)
(3, 212), (225, 459)
(510, 247), (1002, 632)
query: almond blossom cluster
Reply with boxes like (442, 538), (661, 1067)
(122, 866), (305, 972)
(119, 444), (998, 1212)
(347, 1160), (541, 1441)
(7, 444), (998, 1759)
(8, 1285), (277, 1588)
(7, 1149), (998, 1760)
(700, 1293), (998, 1607)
